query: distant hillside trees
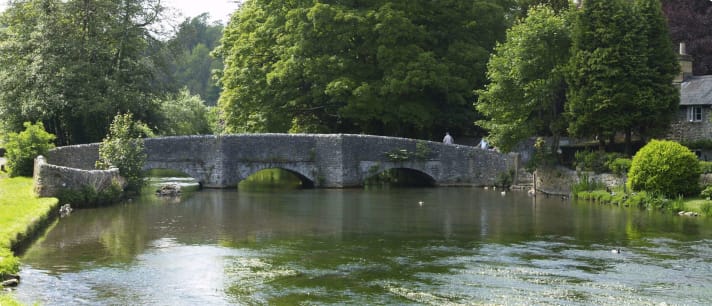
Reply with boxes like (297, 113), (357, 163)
(165, 13), (223, 106)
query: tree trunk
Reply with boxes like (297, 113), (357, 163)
(624, 127), (632, 157)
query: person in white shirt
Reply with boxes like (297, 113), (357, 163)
(443, 132), (454, 145)
(478, 138), (489, 149)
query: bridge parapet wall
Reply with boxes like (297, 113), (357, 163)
(36, 134), (517, 190)
(143, 136), (223, 186)
(46, 143), (100, 170)
(339, 135), (516, 186)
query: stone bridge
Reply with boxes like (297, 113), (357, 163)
(39, 134), (517, 190)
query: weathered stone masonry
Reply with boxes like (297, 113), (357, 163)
(35, 134), (517, 195)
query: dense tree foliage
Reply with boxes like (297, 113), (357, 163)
(476, 5), (571, 152)
(662, 0), (712, 75)
(216, 0), (510, 138)
(513, 0), (569, 16)
(4, 121), (55, 177)
(627, 140), (700, 197)
(565, 0), (678, 153)
(633, 0), (680, 145)
(165, 13), (223, 106)
(0, 0), (166, 145)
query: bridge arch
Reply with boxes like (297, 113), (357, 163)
(238, 166), (315, 189)
(365, 166), (436, 187)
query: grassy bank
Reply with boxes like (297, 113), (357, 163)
(576, 187), (712, 216)
(0, 174), (58, 303)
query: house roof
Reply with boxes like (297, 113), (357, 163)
(680, 75), (712, 106)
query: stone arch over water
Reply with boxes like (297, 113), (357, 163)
(237, 165), (316, 189)
(364, 166), (437, 187)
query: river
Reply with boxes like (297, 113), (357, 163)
(12, 177), (712, 305)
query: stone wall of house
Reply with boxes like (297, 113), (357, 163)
(668, 107), (712, 142)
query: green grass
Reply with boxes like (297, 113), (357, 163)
(577, 187), (711, 216)
(0, 175), (57, 305)
(0, 175), (58, 276)
(683, 198), (712, 215)
(0, 293), (23, 306)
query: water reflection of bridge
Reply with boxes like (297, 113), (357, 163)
(44, 134), (516, 188)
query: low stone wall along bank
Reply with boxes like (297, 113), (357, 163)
(33, 156), (125, 198)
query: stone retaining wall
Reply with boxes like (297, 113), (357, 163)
(33, 156), (125, 198)
(534, 167), (625, 196)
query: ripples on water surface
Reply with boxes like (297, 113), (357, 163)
(13, 187), (712, 305)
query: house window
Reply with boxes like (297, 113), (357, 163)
(687, 106), (703, 122)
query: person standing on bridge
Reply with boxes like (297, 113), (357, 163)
(478, 137), (489, 150)
(443, 132), (454, 145)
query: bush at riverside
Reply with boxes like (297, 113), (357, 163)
(4, 122), (55, 177)
(627, 140), (700, 197)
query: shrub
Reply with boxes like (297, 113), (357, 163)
(56, 181), (123, 208)
(495, 169), (515, 188)
(701, 186), (712, 199)
(574, 150), (623, 173)
(627, 140), (701, 197)
(702, 202), (712, 215)
(96, 113), (151, 192)
(608, 158), (632, 176)
(700, 161), (712, 174)
(4, 122), (55, 177)
(572, 172), (606, 195)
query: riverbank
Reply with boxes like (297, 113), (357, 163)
(0, 174), (58, 302)
(575, 188), (712, 217)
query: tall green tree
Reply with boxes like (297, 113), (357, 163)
(476, 5), (571, 152)
(566, 0), (633, 149)
(566, 0), (678, 153)
(216, 0), (510, 138)
(632, 0), (679, 147)
(0, 0), (166, 145)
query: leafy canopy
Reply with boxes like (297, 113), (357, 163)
(0, 0), (166, 145)
(565, 0), (679, 152)
(216, 0), (509, 138)
(476, 5), (571, 152)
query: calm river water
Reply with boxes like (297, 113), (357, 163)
(13, 184), (712, 305)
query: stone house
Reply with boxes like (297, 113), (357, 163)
(668, 43), (712, 160)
